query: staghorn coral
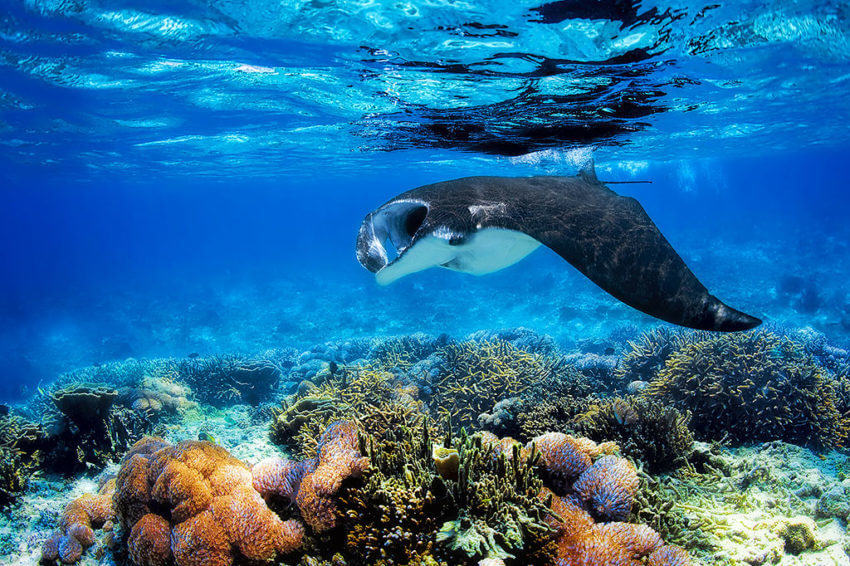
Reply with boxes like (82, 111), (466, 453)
(615, 327), (703, 387)
(573, 396), (694, 473)
(426, 340), (563, 429)
(110, 436), (304, 566)
(477, 366), (597, 443)
(270, 364), (427, 458)
(41, 478), (116, 564)
(0, 447), (26, 508)
(646, 330), (848, 448)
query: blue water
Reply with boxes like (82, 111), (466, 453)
(1, 0), (849, 401)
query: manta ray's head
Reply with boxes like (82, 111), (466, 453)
(356, 199), (462, 286)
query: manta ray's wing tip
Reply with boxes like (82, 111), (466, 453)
(708, 301), (763, 332)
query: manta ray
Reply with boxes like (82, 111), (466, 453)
(355, 165), (761, 332)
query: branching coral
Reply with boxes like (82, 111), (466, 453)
(370, 333), (446, 371)
(109, 436), (304, 566)
(615, 327), (703, 387)
(573, 397), (694, 473)
(427, 340), (562, 429)
(41, 478), (116, 564)
(270, 364), (426, 458)
(645, 330), (848, 448)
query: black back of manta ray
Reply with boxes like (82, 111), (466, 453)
(358, 174), (761, 332)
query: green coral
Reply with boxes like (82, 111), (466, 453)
(270, 364), (427, 458)
(645, 330), (848, 448)
(427, 340), (565, 430)
(615, 327), (703, 387)
(573, 396), (694, 473)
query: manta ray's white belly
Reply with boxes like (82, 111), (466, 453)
(375, 228), (541, 285)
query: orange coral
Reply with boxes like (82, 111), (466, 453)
(541, 486), (690, 566)
(41, 477), (116, 564)
(295, 420), (368, 532)
(111, 436), (304, 566)
(128, 513), (171, 566)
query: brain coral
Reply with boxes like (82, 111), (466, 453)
(541, 486), (690, 566)
(112, 436), (303, 566)
(41, 478), (116, 564)
(295, 420), (369, 532)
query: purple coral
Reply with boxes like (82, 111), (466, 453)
(573, 455), (639, 521)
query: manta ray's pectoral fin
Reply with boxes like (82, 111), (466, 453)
(526, 190), (761, 332)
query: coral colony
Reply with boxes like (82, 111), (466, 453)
(0, 327), (848, 564)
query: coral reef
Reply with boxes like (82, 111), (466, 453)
(110, 436), (304, 566)
(179, 354), (285, 406)
(477, 367), (597, 443)
(573, 397), (694, 473)
(646, 330), (848, 448)
(0, 413), (45, 505)
(370, 333), (447, 371)
(615, 328), (702, 388)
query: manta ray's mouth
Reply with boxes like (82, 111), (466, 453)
(355, 200), (428, 273)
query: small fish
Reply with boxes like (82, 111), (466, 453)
(188, 352), (200, 359)
(198, 431), (217, 444)
(329, 361), (339, 375)
(604, 347), (615, 355)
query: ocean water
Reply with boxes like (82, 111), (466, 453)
(2, 1), (850, 565)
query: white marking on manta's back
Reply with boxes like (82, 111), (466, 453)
(375, 228), (540, 285)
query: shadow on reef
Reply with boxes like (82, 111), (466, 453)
(17, 323), (850, 565)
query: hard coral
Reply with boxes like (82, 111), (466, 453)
(573, 397), (694, 473)
(270, 363), (425, 458)
(112, 436), (303, 566)
(427, 340), (561, 429)
(41, 478), (116, 564)
(543, 487), (690, 566)
(646, 330), (848, 448)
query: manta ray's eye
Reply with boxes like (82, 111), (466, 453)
(404, 205), (427, 237)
